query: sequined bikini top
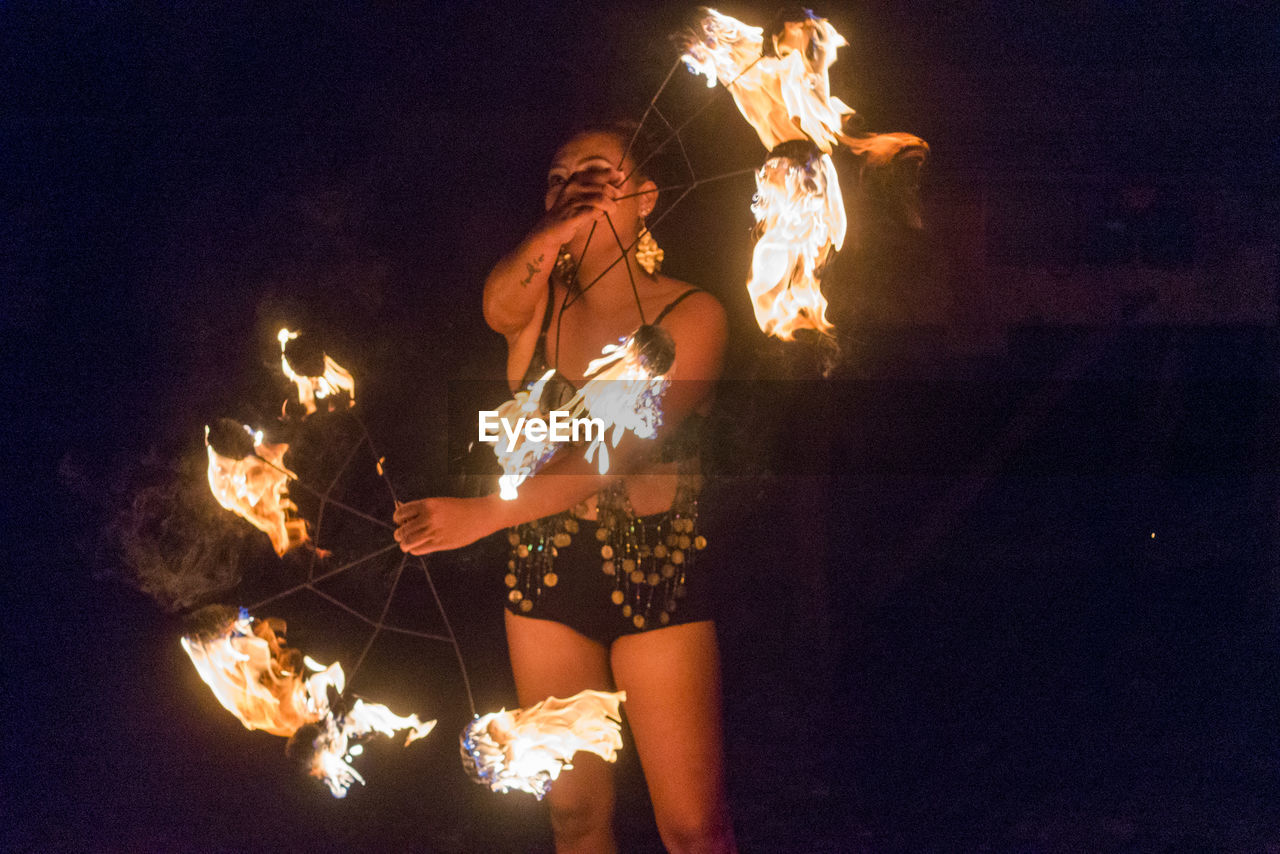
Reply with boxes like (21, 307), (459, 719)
(520, 281), (705, 462)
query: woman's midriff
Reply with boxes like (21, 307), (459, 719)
(578, 463), (687, 520)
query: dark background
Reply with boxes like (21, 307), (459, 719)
(5, 1), (1279, 850)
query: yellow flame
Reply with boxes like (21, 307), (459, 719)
(182, 609), (435, 798)
(180, 611), (341, 737)
(278, 328), (355, 417)
(680, 9), (852, 154)
(305, 698), (437, 798)
(462, 689), (626, 799)
(680, 9), (926, 340)
(205, 425), (308, 556)
(747, 151), (844, 339)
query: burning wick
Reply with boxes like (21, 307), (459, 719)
(677, 7), (928, 340)
(460, 689), (626, 799)
(746, 140), (844, 339)
(205, 419), (308, 556)
(180, 605), (435, 798)
(278, 328), (355, 417)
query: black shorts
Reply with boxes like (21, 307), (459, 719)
(503, 510), (715, 648)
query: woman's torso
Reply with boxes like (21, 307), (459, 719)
(506, 277), (708, 518)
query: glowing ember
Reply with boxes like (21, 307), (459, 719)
(493, 369), (561, 501)
(205, 420), (308, 556)
(460, 689), (626, 799)
(678, 7), (927, 340)
(278, 328), (355, 417)
(565, 324), (674, 474)
(181, 606), (435, 798)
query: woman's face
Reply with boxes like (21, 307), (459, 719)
(545, 131), (657, 261)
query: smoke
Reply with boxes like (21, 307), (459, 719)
(65, 447), (268, 613)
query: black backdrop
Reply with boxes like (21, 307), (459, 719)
(5, 1), (1279, 850)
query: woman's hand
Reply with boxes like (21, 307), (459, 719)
(537, 166), (623, 247)
(393, 496), (506, 555)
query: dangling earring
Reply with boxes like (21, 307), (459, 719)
(635, 223), (664, 276)
(553, 244), (578, 288)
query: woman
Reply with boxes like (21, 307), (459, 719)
(394, 123), (735, 853)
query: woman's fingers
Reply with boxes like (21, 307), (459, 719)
(392, 502), (421, 524)
(540, 173), (625, 245)
(393, 499), (433, 553)
(395, 519), (434, 552)
(559, 190), (613, 215)
(561, 174), (619, 204)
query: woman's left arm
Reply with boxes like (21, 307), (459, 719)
(394, 292), (727, 554)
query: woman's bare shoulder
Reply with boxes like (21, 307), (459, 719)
(648, 278), (726, 385)
(655, 275), (725, 320)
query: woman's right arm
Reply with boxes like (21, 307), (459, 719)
(481, 230), (564, 338)
(481, 170), (621, 339)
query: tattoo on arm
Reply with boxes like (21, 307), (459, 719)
(520, 253), (545, 287)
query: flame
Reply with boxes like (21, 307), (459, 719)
(678, 8), (928, 340)
(460, 689), (626, 799)
(494, 370), (561, 501)
(490, 326), (674, 499)
(747, 147), (843, 339)
(205, 424), (308, 556)
(565, 325), (674, 473)
(278, 328), (355, 417)
(181, 606), (435, 798)
(678, 8), (852, 155)
(180, 607), (342, 737)
(302, 698), (436, 798)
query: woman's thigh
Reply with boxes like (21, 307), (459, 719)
(609, 620), (733, 845)
(504, 610), (618, 836)
(504, 610), (614, 702)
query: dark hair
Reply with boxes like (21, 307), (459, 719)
(564, 118), (667, 186)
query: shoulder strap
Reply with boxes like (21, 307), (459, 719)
(536, 277), (557, 340)
(652, 288), (703, 326)
(519, 279), (557, 386)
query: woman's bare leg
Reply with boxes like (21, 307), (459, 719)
(505, 610), (618, 854)
(610, 621), (736, 854)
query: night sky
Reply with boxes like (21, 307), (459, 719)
(6, 2), (1280, 851)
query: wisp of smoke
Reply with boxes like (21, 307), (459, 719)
(92, 448), (268, 612)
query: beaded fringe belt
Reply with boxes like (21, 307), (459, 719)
(505, 481), (705, 630)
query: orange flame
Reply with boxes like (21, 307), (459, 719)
(180, 609), (340, 737)
(205, 424), (308, 556)
(748, 147), (844, 339)
(303, 697), (436, 798)
(679, 8), (927, 340)
(278, 328), (355, 417)
(181, 607), (435, 798)
(461, 689), (626, 799)
(680, 8), (852, 155)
